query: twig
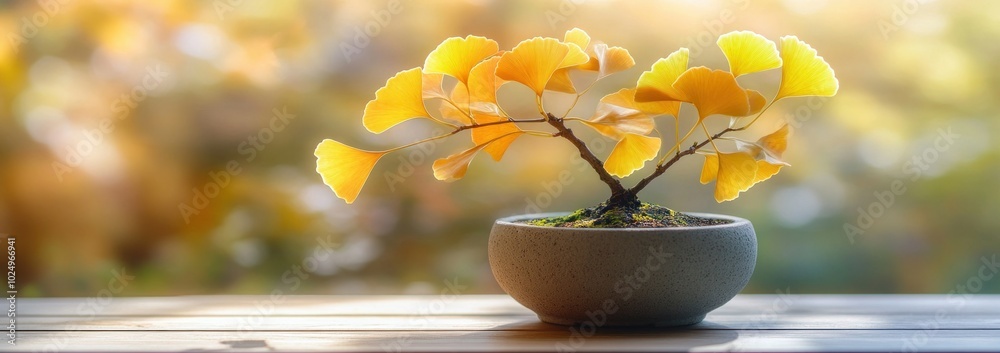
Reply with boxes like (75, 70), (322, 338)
(629, 128), (737, 196)
(545, 113), (631, 204)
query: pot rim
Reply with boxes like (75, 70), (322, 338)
(495, 211), (751, 232)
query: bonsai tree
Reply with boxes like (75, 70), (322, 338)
(315, 29), (837, 226)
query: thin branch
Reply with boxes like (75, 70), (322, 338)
(383, 130), (462, 153)
(700, 122), (720, 153)
(453, 117), (546, 132)
(733, 99), (776, 131)
(536, 95), (547, 119)
(440, 97), (474, 124)
(560, 79), (600, 119)
(428, 116), (460, 129)
(658, 121), (700, 165)
(632, 95), (779, 194)
(523, 130), (558, 137)
(384, 118), (548, 153)
(673, 117), (680, 158)
(629, 127), (737, 196)
(545, 113), (629, 200)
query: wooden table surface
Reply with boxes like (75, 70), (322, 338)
(8, 295), (1000, 352)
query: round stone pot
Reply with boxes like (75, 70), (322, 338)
(488, 212), (756, 327)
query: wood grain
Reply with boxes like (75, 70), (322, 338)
(18, 313), (1000, 331)
(10, 295), (1000, 352)
(11, 330), (1000, 352)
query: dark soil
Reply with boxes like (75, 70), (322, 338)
(519, 203), (731, 228)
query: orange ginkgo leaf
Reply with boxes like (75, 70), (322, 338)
(496, 37), (590, 96)
(717, 31), (782, 77)
(421, 72), (447, 100)
(671, 67), (750, 120)
(466, 56), (522, 161)
(547, 29), (633, 92)
(700, 153), (720, 185)
(604, 133), (661, 178)
(423, 35), (499, 84)
(758, 124), (790, 158)
(701, 151), (759, 202)
(775, 36), (839, 100)
(544, 28), (593, 93)
(467, 56), (505, 106)
(363, 68), (435, 133)
(635, 48), (689, 102)
(471, 114), (522, 161)
(433, 132), (522, 181)
(752, 160), (783, 185)
(315, 139), (385, 204)
(591, 44), (635, 78)
(733, 124), (790, 184)
(620, 89), (682, 118)
(438, 82), (474, 125)
(580, 88), (657, 139)
(747, 89), (767, 115)
(736, 124), (790, 161)
(432, 144), (485, 182)
(545, 45), (635, 92)
(545, 67), (578, 93)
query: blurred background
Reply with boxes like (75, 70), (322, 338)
(1, 0), (998, 297)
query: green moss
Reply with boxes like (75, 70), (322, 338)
(522, 202), (731, 228)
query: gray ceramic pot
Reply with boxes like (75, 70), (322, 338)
(488, 212), (756, 327)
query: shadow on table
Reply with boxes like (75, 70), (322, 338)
(482, 319), (740, 351)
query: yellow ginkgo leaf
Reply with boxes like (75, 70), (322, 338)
(758, 124), (789, 158)
(775, 36), (839, 100)
(423, 35), (499, 84)
(579, 56), (601, 72)
(542, 28), (596, 91)
(432, 144), (485, 182)
(734, 124), (790, 168)
(471, 113), (523, 161)
(672, 67), (750, 120)
(314, 139), (385, 204)
(733, 124), (788, 172)
(604, 133), (661, 178)
(703, 151), (776, 197)
(439, 82), (474, 125)
(747, 89), (767, 115)
(545, 67), (577, 93)
(467, 56), (505, 106)
(699, 153), (720, 184)
(363, 68), (434, 133)
(635, 48), (689, 102)
(581, 107), (648, 139)
(564, 28), (591, 50)
(496, 37), (590, 96)
(625, 93), (681, 118)
(464, 56), (521, 161)
(733, 125), (790, 185)
(592, 44), (635, 78)
(581, 89), (656, 139)
(713, 151), (759, 202)
(600, 88), (658, 113)
(601, 88), (679, 119)
(433, 132), (521, 181)
(421, 73), (447, 100)
(542, 31), (633, 93)
(752, 160), (783, 185)
(717, 31), (782, 77)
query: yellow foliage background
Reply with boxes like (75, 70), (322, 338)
(1, 0), (998, 295)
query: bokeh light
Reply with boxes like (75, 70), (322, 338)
(1, 0), (999, 296)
